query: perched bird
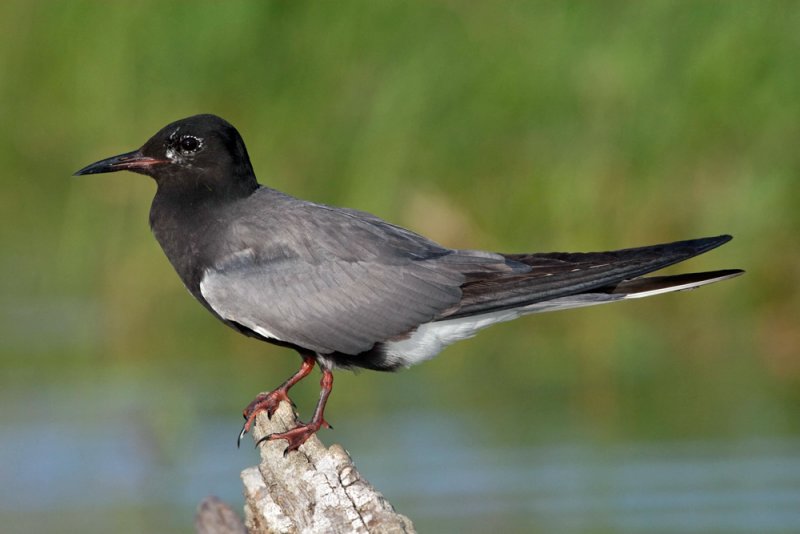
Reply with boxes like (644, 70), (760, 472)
(75, 114), (742, 453)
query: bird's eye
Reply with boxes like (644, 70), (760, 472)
(179, 136), (201, 153)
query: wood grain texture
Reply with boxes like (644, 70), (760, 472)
(241, 401), (416, 534)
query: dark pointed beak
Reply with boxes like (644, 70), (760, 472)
(74, 150), (169, 176)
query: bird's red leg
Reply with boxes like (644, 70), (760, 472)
(257, 366), (334, 455)
(238, 353), (316, 447)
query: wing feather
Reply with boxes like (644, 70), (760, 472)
(198, 189), (736, 359)
(443, 235), (734, 319)
(198, 189), (514, 355)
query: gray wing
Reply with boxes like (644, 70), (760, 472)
(444, 235), (735, 319)
(199, 189), (519, 355)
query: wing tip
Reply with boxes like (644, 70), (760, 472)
(689, 234), (733, 253)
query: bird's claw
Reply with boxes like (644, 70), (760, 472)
(255, 420), (328, 455)
(236, 388), (293, 447)
(237, 422), (248, 448)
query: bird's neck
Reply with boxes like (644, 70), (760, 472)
(148, 179), (258, 294)
(154, 168), (259, 206)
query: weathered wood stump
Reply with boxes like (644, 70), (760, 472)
(238, 401), (416, 534)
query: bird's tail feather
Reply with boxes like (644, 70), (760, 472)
(442, 235), (739, 320)
(512, 269), (743, 315)
(608, 269), (743, 298)
(387, 268), (741, 369)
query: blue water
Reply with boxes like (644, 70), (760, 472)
(353, 415), (800, 533)
(2, 388), (799, 533)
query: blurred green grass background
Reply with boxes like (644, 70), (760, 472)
(1, 1), (798, 532)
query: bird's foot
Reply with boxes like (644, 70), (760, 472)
(256, 417), (333, 456)
(237, 389), (294, 447)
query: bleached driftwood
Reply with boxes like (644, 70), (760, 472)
(240, 401), (416, 534)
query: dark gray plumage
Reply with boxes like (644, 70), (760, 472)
(75, 113), (743, 452)
(199, 188), (526, 356)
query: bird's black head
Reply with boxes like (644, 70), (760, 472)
(75, 114), (259, 199)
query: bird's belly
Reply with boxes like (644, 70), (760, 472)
(379, 309), (523, 368)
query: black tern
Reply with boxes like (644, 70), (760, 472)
(75, 114), (743, 453)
